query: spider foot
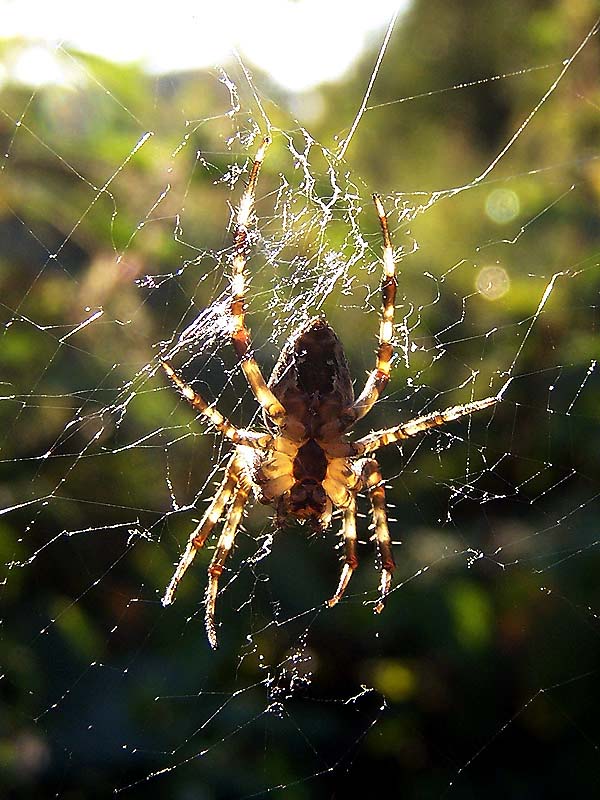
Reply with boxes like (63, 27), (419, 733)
(205, 568), (221, 650)
(373, 567), (393, 614)
(327, 562), (356, 608)
(162, 574), (181, 606)
(205, 612), (219, 651)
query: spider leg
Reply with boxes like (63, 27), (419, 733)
(360, 458), (396, 613)
(344, 194), (397, 426)
(353, 395), (498, 456)
(162, 360), (275, 450)
(327, 496), (358, 607)
(204, 483), (250, 649)
(229, 136), (287, 427)
(161, 455), (240, 607)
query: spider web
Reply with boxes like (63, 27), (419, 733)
(2, 7), (600, 798)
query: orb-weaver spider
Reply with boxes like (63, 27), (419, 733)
(161, 136), (498, 648)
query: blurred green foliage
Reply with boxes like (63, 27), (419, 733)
(2, 1), (600, 798)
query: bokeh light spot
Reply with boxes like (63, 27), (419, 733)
(476, 265), (510, 300)
(485, 188), (520, 224)
(370, 659), (417, 702)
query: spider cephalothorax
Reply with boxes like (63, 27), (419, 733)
(161, 135), (498, 649)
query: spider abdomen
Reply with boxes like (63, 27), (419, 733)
(267, 317), (354, 439)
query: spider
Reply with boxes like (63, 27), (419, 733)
(161, 135), (498, 649)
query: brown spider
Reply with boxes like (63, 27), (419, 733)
(161, 136), (498, 648)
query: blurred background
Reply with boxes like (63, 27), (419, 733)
(2, 1), (600, 797)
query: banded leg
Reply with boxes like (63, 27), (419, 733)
(362, 458), (395, 613)
(327, 496), (358, 607)
(344, 194), (397, 426)
(161, 360), (274, 450)
(205, 483), (250, 649)
(161, 455), (240, 607)
(353, 395), (498, 456)
(229, 136), (287, 426)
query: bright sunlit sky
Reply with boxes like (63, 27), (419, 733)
(2, 0), (406, 91)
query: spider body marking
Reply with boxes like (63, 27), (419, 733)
(161, 136), (499, 649)
(255, 316), (355, 529)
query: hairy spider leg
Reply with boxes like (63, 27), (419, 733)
(327, 460), (395, 611)
(361, 458), (395, 613)
(161, 360), (274, 450)
(345, 194), (397, 425)
(229, 135), (287, 426)
(204, 483), (250, 649)
(327, 496), (359, 607)
(353, 394), (498, 456)
(161, 458), (240, 606)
